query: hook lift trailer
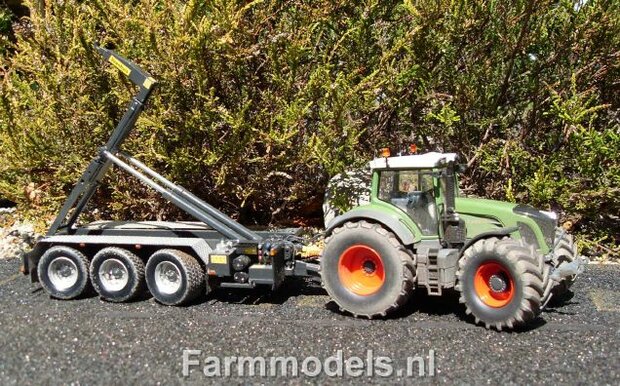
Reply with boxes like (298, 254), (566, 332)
(22, 46), (320, 306)
(22, 47), (586, 330)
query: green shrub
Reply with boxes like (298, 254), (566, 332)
(0, 3), (12, 55)
(0, 0), (618, 257)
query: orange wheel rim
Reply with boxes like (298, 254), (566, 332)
(338, 245), (385, 296)
(474, 261), (514, 308)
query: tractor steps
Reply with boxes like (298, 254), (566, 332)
(415, 245), (459, 296)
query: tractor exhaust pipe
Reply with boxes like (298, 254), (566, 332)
(441, 161), (466, 246)
(444, 162), (457, 217)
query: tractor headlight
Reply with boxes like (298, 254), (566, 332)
(540, 210), (558, 221)
(513, 205), (557, 249)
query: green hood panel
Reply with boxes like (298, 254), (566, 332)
(455, 197), (553, 253)
(456, 197), (517, 214)
(458, 213), (503, 235)
(456, 198), (517, 226)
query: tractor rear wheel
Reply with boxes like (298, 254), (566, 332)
(456, 237), (544, 330)
(321, 221), (415, 318)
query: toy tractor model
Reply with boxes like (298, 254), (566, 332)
(321, 149), (587, 329)
(23, 46), (585, 331)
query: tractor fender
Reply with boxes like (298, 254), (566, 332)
(326, 209), (418, 246)
(459, 227), (519, 256)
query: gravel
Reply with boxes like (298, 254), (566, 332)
(0, 208), (41, 261)
(0, 206), (618, 384)
(0, 259), (618, 385)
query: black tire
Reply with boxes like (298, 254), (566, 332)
(455, 237), (544, 330)
(145, 249), (205, 306)
(38, 246), (91, 300)
(320, 220), (415, 318)
(551, 229), (578, 297)
(90, 247), (146, 303)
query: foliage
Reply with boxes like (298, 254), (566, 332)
(0, 2), (13, 55)
(0, 0), (618, 257)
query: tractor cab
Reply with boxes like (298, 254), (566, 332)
(369, 151), (466, 245)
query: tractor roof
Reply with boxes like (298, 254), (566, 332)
(369, 152), (458, 170)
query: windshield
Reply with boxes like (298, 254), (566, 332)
(377, 170), (438, 235)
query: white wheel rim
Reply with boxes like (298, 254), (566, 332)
(98, 258), (129, 292)
(48, 257), (79, 291)
(154, 261), (182, 295)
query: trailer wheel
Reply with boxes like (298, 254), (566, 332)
(38, 246), (91, 300)
(145, 249), (205, 306)
(321, 221), (415, 318)
(90, 247), (146, 302)
(456, 237), (544, 330)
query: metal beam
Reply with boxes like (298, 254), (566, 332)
(47, 47), (154, 235)
(103, 151), (247, 241)
(47, 47), (261, 243)
(118, 152), (261, 241)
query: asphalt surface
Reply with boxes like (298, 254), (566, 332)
(0, 258), (618, 385)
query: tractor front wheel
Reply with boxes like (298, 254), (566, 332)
(549, 228), (579, 300)
(456, 237), (544, 330)
(321, 221), (415, 318)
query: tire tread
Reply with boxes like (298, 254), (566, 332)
(321, 221), (416, 318)
(90, 247), (146, 303)
(456, 237), (544, 330)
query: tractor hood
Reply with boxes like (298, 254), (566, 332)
(455, 197), (557, 253)
(512, 203), (557, 249)
(455, 197), (518, 228)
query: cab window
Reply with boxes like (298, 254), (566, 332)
(378, 170), (438, 235)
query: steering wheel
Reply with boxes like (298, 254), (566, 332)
(406, 192), (424, 209)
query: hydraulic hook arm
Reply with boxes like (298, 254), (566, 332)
(47, 45), (261, 241)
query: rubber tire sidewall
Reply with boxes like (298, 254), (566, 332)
(146, 251), (189, 306)
(322, 225), (408, 316)
(90, 248), (144, 302)
(460, 252), (525, 324)
(38, 246), (90, 300)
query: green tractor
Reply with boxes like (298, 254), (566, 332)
(321, 150), (587, 330)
